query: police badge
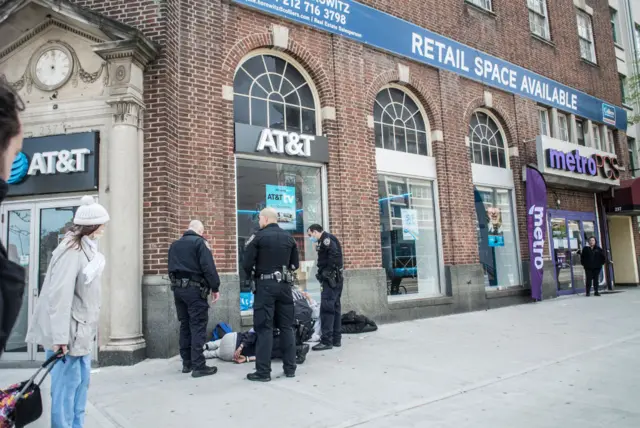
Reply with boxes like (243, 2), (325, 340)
(323, 238), (331, 246)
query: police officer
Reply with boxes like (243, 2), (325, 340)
(168, 220), (220, 378)
(307, 224), (343, 351)
(243, 207), (299, 382)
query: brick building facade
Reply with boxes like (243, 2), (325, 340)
(0, 0), (633, 365)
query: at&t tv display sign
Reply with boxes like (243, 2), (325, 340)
(232, 0), (627, 130)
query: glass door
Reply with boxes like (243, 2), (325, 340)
(548, 210), (600, 296)
(1, 198), (83, 361)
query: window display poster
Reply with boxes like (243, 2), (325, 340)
(486, 206), (505, 247)
(401, 208), (419, 240)
(266, 185), (296, 230)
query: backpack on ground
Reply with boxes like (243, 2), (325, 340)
(212, 322), (233, 341)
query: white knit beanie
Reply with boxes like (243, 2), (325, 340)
(74, 195), (110, 226)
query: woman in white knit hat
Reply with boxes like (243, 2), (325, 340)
(26, 195), (109, 428)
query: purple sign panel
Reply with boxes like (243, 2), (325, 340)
(526, 166), (547, 301)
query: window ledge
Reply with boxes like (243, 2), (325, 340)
(388, 295), (453, 310)
(531, 33), (555, 47)
(485, 285), (528, 299)
(580, 58), (599, 68)
(464, 1), (497, 18)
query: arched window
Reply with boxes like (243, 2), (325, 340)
(468, 110), (507, 168)
(374, 87), (429, 156)
(234, 54), (317, 135)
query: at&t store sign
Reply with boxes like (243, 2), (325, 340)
(7, 132), (99, 197)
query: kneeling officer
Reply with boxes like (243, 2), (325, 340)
(243, 208), (299, 382)
(307, 224), (343, 351)
(168, 220), (220, 378)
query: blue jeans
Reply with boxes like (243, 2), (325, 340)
(45, 350), (91, 428)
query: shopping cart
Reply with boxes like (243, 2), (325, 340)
(0, 349), (64, 427)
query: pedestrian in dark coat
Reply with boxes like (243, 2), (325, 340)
(0, 81), (25, 357)
(580, 236), (607, 296)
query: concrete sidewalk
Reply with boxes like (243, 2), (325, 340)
(2, 289), (640, 428)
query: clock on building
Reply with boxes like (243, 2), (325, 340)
(31, 45), (74, 91)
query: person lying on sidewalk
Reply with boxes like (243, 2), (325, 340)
(203, 329), (310, 365)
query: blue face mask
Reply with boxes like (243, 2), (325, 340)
(309, 236), (318, 243)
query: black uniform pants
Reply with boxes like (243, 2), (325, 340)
(253, 280), (296, 376)
(585, 268), (602, 295)
(174, 286), (209, 369)
(320, 278), (343, 345)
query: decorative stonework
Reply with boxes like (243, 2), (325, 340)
(0, 40), (109, 93)
(110, 99), (143, 128)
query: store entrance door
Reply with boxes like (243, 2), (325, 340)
(548, 210), (600, 296)
(0, 197), (82, 361)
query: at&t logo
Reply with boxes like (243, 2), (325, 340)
(8, 152), (29, 184)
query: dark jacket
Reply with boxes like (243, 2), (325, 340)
(580, 244), (606, 270)
(316, 231), (343, 273)
(242, 223), (299, 276)
(168, 230), (220, 292)
(0, 179), (26, 357)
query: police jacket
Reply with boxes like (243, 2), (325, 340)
(242, 223), (299, 276)
(168, 230), (220, 292)
(317, 231), (343, 273)
(0, 179), (26, 357)
(580, 245), (606, 270)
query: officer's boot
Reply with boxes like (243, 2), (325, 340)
(312, 343), (333, 351)
(247, 372), (271, 382)
(192, 365), (218, 378)
(296, 344), (310, 365)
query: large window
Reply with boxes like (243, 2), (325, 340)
(234, 54), (316, 134)
(577, 11), (597, 63)
(469, 111), (507, 168)
(374, 87), (429, 155)
(592, 124), (602, 151)
(628, 137), (637, 178)
(379, 175), (441, 297)
(620, 74), (627, 104)
(606, 128), (616, 154)
(528, 0), (550, 40)
(236, 159), (324, 309)
(474, 187), (521, 288)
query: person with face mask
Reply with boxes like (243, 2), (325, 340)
(26, 195), (110, 428)
(0, 82), (26, 359)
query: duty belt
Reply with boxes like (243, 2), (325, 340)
(259, 272), (283, 282)
(172, 278), (202, 288)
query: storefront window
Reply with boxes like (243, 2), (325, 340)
(236, 159), (323, 310)
(469, 111), (506, 168)
(234, 54), (316, 134)
(373, 87), (429, 155)
(379, 175), (441, 297)
(474, 186), (521, 288)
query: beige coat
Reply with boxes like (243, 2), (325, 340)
(26, 238), (102, 357)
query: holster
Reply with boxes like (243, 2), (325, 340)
(320, 269), (337, 289)
(199, 284), (209, 300)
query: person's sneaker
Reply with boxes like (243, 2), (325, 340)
(247, 372), (271, 382)
(192, 365), (217, 378)
(182, 365), (192, 374)
(312, 343), (333, 351)
(333, 340), (342, 347)
(594, 292), (601, 296)
(285, 372), (296, 378)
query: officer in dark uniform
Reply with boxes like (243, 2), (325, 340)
(168, 220), (220, 378)
(243, 207), (299, 382)
(307, 224), (344, 351)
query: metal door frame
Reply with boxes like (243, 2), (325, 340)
(548, 209), (599, 296)
(1, 196), (92, 361)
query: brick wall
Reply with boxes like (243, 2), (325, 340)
(53, 0), (627, 275)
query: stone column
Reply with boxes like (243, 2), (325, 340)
(94, 39), (157, 365)
(100, 98), (146, 365)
